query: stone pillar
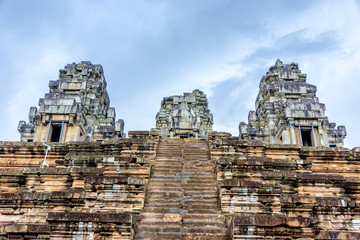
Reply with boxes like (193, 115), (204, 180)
(268, 114), (277, 144)
(289, 120), (297, 145)
(282, 130), (291, 144)
(318, 120), (329, 147)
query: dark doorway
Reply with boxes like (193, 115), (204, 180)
(301, 129), (312, 146)
(179, 133), (191, 139)
(50, 125), (62, 142)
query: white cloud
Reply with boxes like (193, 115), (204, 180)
(3, 42), (74, 141)
(0, 0), (359, 148)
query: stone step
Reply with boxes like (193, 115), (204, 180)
(151, 169), (183, 174)
(181, 226), (227, 234)
(138, 221), (182, 228)
(183, 186), (217, 190)
(146, 191), (183, 198)
(184, 190), (217, 195)
(182, 233), (228, 240)
(137, 226), (181, 233)
(183, 179), (216, 184)
(138, 219), (182, 228)
(183, 170), (214, 174)
(157, 148), (182, 150)
(183, 167), (214, 171)
(151, 172), (215, 177)
(151, 168), (215, 173)
(147, 186), (183, 191)
(147, 184), (216, 189)
(183, 196), (218, 202)
(182, 192), (217, 200)
(183, 160), (211, 164)
(148, 182), (181, 188)
(153, 162), (182, 166)
(183, 199), (218, 205)
(137, 140), (228, 238)
(137, 225), (227, 235)
(147, 186), (217, 192)
(145, 193), (218, 201)
(155, 153), (183, 156)
(136, 232), (183, 240)
(182, 214), (225, 222)
(139, 212), (180, 219)
(183, 154), (209, 157)
(152, 166), (214, 172)
(155, 158), (182, 161)
(143, 207), (182, 214)
(144, 204), (182, 210)
(157, 150), (182, 152)
(148, 177), (182, 183)
(149, 174), (184, 179)
(145, 199), (182, 205)
(183, 221), (226, 228)
(184, 209), (221, 214)
(157, 151), (182, 153)
(183, 203), (220, 210)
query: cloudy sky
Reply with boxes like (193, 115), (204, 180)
(1, 0), (359, 148)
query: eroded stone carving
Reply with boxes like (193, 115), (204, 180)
(239, 59), (346, 147)
(155, 89), (213, 138)
(18, 61), (124, 142)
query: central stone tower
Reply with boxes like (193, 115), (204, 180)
(155, 89), (213, 138)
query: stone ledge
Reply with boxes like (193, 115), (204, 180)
(4, 224), (49, 233)
(0, 190), (86, 202)
(234, 215), (312, 227)
(221, 179), (262, 188)
(47, 212), (131, 223)
(296, 173), (345, 182)
(22, 168), (70, 175)
(85, 176), (128, 184)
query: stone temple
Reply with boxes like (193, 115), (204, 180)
(0, 60), (359, 239)
(239, 60), (346, 148)
(155, 89), (213, 139)
(18, 61), (124, 143)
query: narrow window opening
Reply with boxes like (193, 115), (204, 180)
(301, 129), (312, 146)
(50, 125), (62, 142)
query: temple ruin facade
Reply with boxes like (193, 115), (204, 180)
(239, 59), (346, 147)
(18, 61), (124, 143)
(155, 89), (213, 139)
(1, 60), (359, 239)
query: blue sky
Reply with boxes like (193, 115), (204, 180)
(1, 0), (359, 148)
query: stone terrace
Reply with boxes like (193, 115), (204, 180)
(1, 133), (360, 239)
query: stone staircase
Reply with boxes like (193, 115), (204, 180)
(135, 139), (228, 239)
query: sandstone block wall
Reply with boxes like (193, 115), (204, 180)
(0, 134), (157, 239)
(210, 132), (360, 239)
(1, 133), (360, 239)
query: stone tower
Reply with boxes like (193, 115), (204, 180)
(155, 89), (213, 138)
(239, 59), (346, 147)
(18, 61), (124, 143)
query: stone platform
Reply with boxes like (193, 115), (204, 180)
(1, 133), (360, 239)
